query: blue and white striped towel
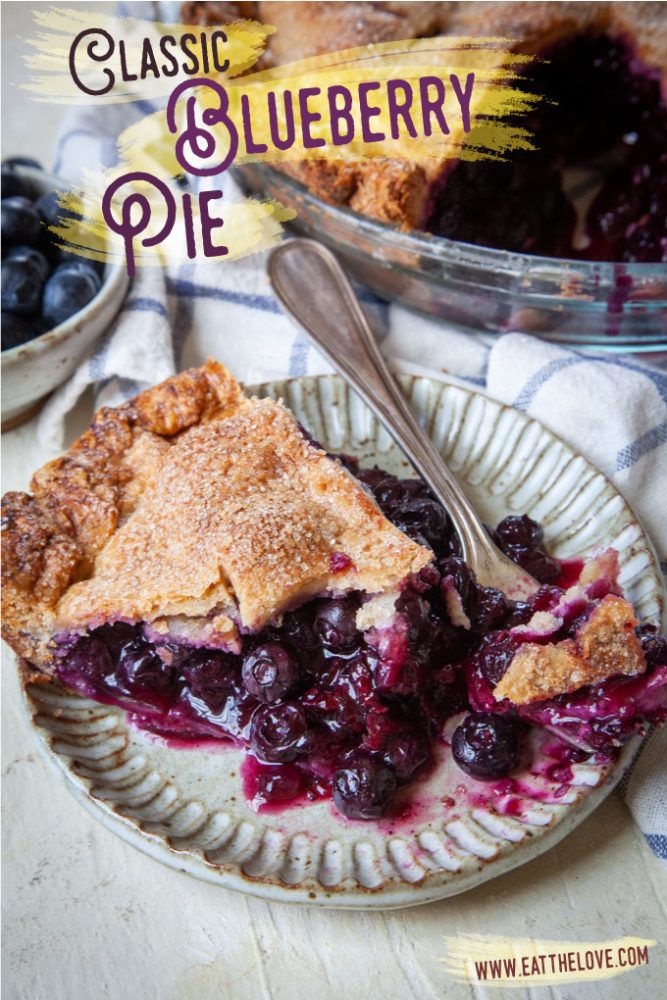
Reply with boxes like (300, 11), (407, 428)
(38, 79), (666, 866)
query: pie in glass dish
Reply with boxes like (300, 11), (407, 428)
(182, 1), (667, 262)
(2, 362), (666, 822)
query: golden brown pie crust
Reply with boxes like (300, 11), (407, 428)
(1, 361), (431, 672)
(493, 594), (646, 704)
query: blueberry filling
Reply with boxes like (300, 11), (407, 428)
(427, 34), (667, 262)
(54, 463), (666, 820)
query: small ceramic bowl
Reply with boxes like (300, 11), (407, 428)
(1, 167), (130, 429)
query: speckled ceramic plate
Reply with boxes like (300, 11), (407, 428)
(22, 375), (665, 909)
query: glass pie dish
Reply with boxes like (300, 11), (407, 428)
(236, 162), (667, 351)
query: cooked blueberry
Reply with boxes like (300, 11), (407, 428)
(42, 266), (99, 326)
(333, 753), (397, 819)
(1, 257), (44, 316)
(250, 702), (308, 763)
(250, 762), (304, 805)
(1, 312), (36, 351)
(6, 245), (50, 282)
(496, 515), (544, 549)
(452, 712), (520, 780)
(117, 638), (174, 693)
(314, 597), (360, 652)
(242, 643), (297, 703)
(1, 196), (42, 246)
(636, 624), (667, 667)
(476, 633), (523, 687)
(382, 729), (430, 782)
(57, 636), (115, 689)
(181, 650), (238, 713)
(392, 496), (448, 552)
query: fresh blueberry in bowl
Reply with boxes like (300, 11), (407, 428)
(42, 266), (101, 328)
(1, 163), (129, 427)
(1, 196), (42, 247)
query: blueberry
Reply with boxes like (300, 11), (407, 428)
(333, 753), (397, 819)
(250, 702), (308, 763)
(1, 312), (37, 351)
(496, 515), (544, 549)
(1, 257), (44, 316)
(181, 650), (238, 713)
(42, 266), (99, 327)
(382, 729), (430, 782)
(6, 245), (50, 282)
(392, 496), (449, 552)
(250, 762), (304, 805)
(34, 189), (68, 228)
(242, 643), (297, 703)
(57, 636), (115, 690)
(1, 196), (42, 246)
(2, 156), (42, 170)
(1, 165), (31, 200)
(314, 597), (360, 652)
(53, 259), (102, 291)
(117, 638), (175, 694)
(451, 712), (520, 780)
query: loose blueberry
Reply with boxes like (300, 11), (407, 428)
(452, 712), (520, 780)
(1, 196), (42, 246)
(2, 156), (42, 170)
(1, 257), (44, 316)
(333, 753), (397, 819)
(242, 642), (297, 703)
(6, 245), (50, 282)
(53, 259), (102, 291)
(42, 266), (99, 327)
(1, 312), (36, 351)
(250, 702), (308, 763)
(1, 165), (32, 200)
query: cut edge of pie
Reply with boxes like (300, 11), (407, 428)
(1, 360), (432, 672)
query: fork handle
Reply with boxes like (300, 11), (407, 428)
(268, 238), (509, 585)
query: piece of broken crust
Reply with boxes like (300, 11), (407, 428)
(494, 594), (646, 705)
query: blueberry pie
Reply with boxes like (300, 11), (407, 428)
(2, 363), (666, 819)
(184, 1), (667, 261)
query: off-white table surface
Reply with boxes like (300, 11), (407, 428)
(3, 399), (667, 1000)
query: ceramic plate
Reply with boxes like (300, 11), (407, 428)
(22, 375), (665, 909)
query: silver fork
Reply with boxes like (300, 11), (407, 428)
(268, 237), (539, 600)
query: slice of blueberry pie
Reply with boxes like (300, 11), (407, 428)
(2, 363), (666, 821)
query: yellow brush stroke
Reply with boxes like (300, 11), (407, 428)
(441, 934), (656, 987)
(51, 170), (295, 269)
(31, 13), (546, 266)
(21, 7), (272, 103)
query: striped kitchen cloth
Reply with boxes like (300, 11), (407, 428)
(36, 58), (666, 867)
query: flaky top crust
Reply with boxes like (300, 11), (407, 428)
(2, 361), (431, 670)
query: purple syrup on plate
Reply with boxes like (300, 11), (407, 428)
(55, 462), (667, 819)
